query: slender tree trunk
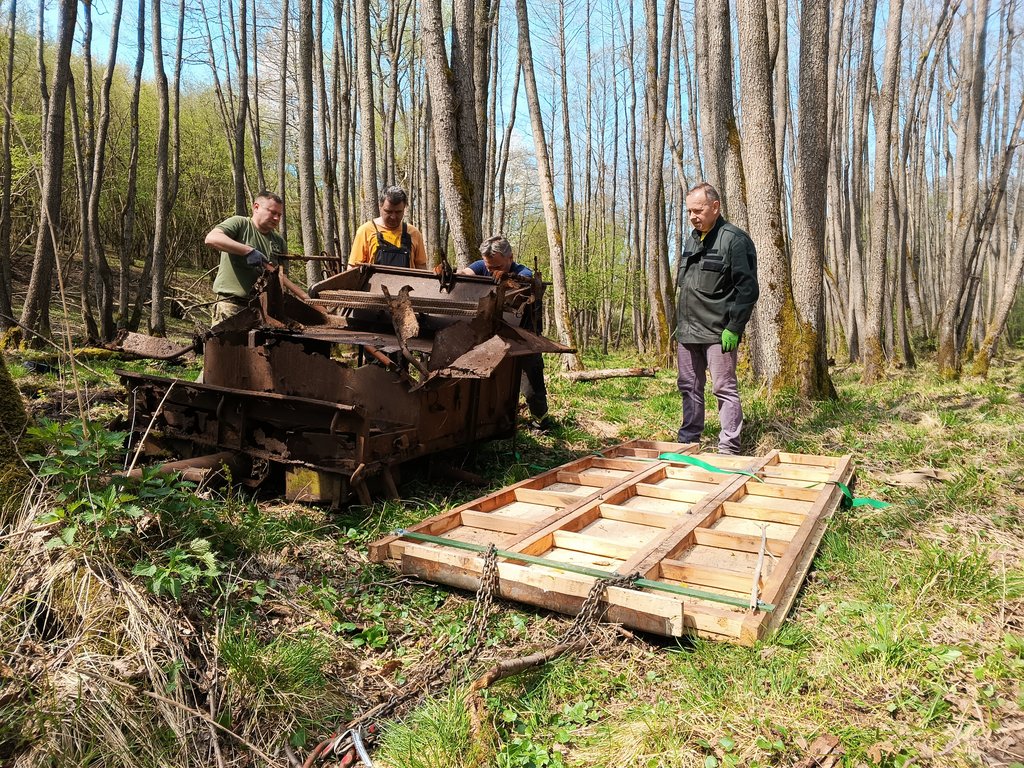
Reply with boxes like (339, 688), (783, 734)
(298, 0), (322, 284)
(355, 0), (378, 221)
(277, 0), (290, 247)
(696, 0), (747, 226)
(234, 0), (249, 214)
(19, 0), (78, 343)
(119, 0), (145, 330)
(790, 0), (836, 398)
(0, 0), (18, 331)
(736, 0), (794, 387)
(148, 0), (172, 336)
(420, 0), (482, 266)
(514, 0), (581, 370)
(860, 0), (905, 383)
(86, 0), (125, 341)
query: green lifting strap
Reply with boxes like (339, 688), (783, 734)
(394, 529), (775, 612)
(657, 452), (889, 509)
(658, 452), (764, 482)
(824, 480), (889, 509)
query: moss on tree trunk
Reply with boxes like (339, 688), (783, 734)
(0, 352), (29, 502)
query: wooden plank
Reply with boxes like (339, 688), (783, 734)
(741, 455), (855, 643)
(778, 452), (842, 468)
(370, 446), (853, 647)
(514, 487), (586, 507)
(556, 470), (616, 488)
(692, 527), (789, 556)
(760, 465), (833, 483)
(621, 451), (781, 575)
(460, 510), (533, 535)
(599, 503), (677, 528)
(744, 483), (821, 502)
(551, 530), (638, 561)
(397, 543), (746, 639)
(664, 466), (733, 484)
(635, 483), (708, 503)
(721, 501), (806, 526)
(660, 559), (754, 593)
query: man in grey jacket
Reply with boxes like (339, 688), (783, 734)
(675, 183), (759, 454)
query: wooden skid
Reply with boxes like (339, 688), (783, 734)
(369, 440), (853, 645)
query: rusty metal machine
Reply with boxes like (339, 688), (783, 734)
(119, 264), (570, 504)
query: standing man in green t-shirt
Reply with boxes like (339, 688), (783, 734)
(204, 191), (309, 323)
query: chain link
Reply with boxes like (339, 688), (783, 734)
(560, 572), (641, 646)
(327, 554), (637, 763)
(346, 545), (502, 734)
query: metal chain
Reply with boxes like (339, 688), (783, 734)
(459, 544), (501, 664)
(346, 545), (502, 732)
(560, 572), (641, 646)
(316, 557), (636, 764)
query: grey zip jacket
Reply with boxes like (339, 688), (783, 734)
(675, 217), (759, 345)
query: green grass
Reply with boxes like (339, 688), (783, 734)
(4, 346), (1024, 767)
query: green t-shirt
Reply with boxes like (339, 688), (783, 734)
(211, 215), (288, 299)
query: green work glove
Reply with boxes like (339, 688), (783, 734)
(721, 329), (739, 352)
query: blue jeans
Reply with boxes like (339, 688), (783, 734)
(676, 343), (743, 454)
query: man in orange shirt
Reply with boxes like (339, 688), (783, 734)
(348, 186), (428, 269)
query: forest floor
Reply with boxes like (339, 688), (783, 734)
(1, 303), (1023, 767)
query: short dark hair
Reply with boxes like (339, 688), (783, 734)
(687, 182), (720, 203)
(379, 185), (408, 206)
(255, 190), (284, 205)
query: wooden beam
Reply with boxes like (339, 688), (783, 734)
(760, 465), (833, 483)
(551, 530), (637, 561)
(660, 559), (755, 593)
(778, 452), (844, 468)
(692, 527), (789, 557)
(460, 510), (534, 534)
(397, 543), (747, 640)
(721, 501), (807, 526)
(635, 483), (708, 504)
(556, 470), (615, 488)
(514, 487), (587, 507)
(599, 503), (678, 528)
(744, 483), (821, 502)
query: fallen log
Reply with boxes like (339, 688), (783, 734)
(558, 366), (658, 382)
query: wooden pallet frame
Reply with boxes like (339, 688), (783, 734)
(369, 440), (854, 645)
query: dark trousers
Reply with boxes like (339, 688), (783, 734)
(520, 353), (548, 418)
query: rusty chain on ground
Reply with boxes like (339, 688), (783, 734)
(307, 549), (640, 766)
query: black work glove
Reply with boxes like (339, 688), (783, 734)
(246, 248), (269, 268)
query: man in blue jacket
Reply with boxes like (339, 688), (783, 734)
(675, 183), (759, 454)
(462, 235), (551, 427)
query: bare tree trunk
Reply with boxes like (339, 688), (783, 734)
(790, 0), (836, 398)
(0, 0), (18, 331)
(277, 0), (290, 247)
(233, 0), (249, 214)
(860, 0), (905, 383)
(696, 0), (747, 226)
(148, 0), (172, 336)
(298, 0), (322, 284)
(514, 0), (581, 369)
(19, 0), (78, 343)
(736, 0), (794, 387)
(68, 73), (100, 341)
(355, 0), (378, 221)
(85, 0), (125, 341)
(316, 0), (339, 259)
(249, 1), (266, 194)
(420, 0), (482, 266)
(119, 0), (145, 330)
(640, 0), (676, 364)
(495, 62), (520, 234)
